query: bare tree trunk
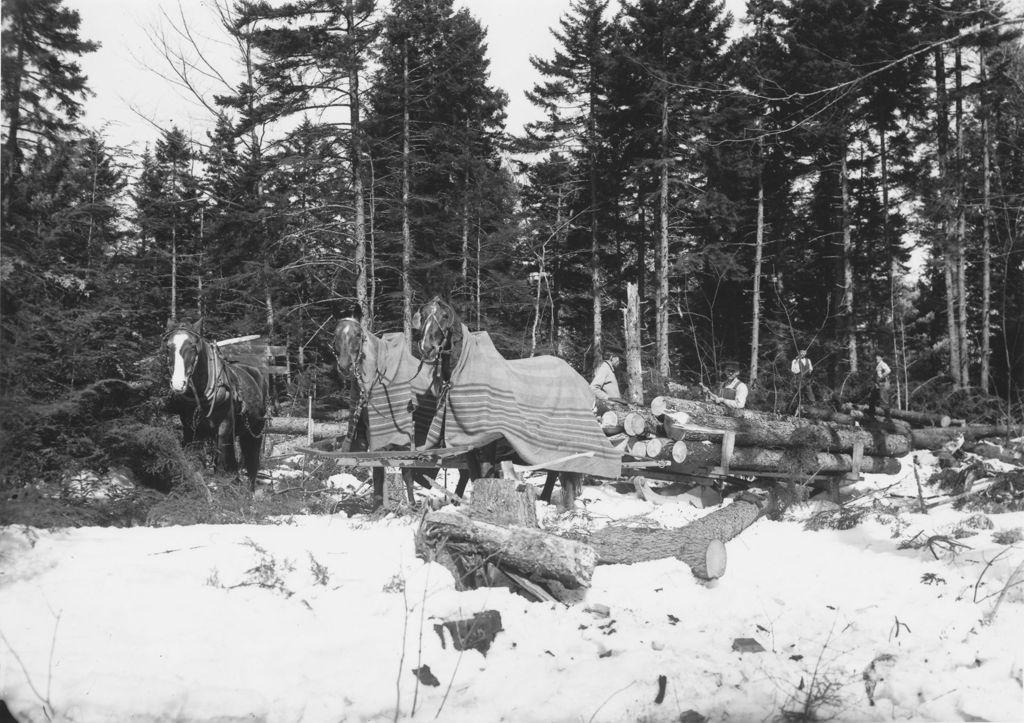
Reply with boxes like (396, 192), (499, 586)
(401, 40), (412, 341)
(935, 47), (962, 387)
(589, 87), (603, 361)
(979, 46), (992, 392)
(171, 226), (178, 322)
(368, 154), (377, 321)
(750, 161), (764, 384)
(879, 127), (903, 409)
(350, 54), (367, 321)
(625, 283), (643, 404)
(657, 94), (670, 379)
(955, 46), (970, 386)
(840, 145), (857, 373)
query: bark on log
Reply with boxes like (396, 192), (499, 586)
(850, 404), (951, 428)
(419, 510), (596, 589)
(266, 416), (349, 438)
(674, 441), (901, 475)
(659, 404), (910, 456)
(797, 405), (860, 425)
(467, 478), (538, 527)
(911, 424), (1019, 450)
(587, 496), (766, 579)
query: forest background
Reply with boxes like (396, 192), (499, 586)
(2, 0), (1024, 486)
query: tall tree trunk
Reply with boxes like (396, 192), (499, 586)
(625, 283), (643, 404)
(368, 154), (377, 320)
(349, 55), (367, 324)
(954, 46), (970, 386)
(979, 46), (992, 392)
(879, 127), (902, 408)
(840, 144), (857, 373)
(935, 47), (962, 387)
(1, 42), (25, 228)
(401, 40), (412, 341)
(657, 94), (670, 380)
(170, 226), (178, 322)
(750, 154), (764, 385)
(590, 92), (602, 361)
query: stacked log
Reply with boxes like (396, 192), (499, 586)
(596, 390), (1011, 480)
(655, 398), (911, 456)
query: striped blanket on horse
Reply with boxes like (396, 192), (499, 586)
(364, 332), (438, 450)
(427, 326), (621, 479)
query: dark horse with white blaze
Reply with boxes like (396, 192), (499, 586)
(164, 320), (268, 491)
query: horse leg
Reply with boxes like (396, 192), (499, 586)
(372, 467), (385, 507)
(539, 470), (558, 503)
(238, 416), (265, 493)
(402, 468), (417, 505)
(217, 415), (239, 476)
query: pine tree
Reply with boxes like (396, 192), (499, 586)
(1, 0), (98, 229)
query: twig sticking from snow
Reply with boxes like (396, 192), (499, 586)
(0, 610), (61, 721)
(587, 681), (636, 723)
(973, 547), (1013, 603)
(981, 557), (1024, 624)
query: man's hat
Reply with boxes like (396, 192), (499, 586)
(721, 359), (742, 372)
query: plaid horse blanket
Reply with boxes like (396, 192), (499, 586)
(426, 326), (622, 479)
(364, 332), (438, 450)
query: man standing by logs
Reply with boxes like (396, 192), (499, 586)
(590, 348), (622, 402)
(703, 360), (749, 410)
(790, 348), (815, 414)
(870, 353), (892, 417)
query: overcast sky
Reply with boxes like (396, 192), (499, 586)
(65, 0), (749, 153)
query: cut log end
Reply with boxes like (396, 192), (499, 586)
(671, 440), (688, 464)
(703, 539), (727, 579)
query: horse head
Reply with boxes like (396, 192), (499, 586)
(333, 305), (365, 377)
(164, 320), (204, 395)
(412, 296), (461, 365)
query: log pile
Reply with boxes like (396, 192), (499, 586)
(596, 395), (1018, 481)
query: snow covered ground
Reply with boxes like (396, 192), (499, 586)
(2, 452), (1023, 723)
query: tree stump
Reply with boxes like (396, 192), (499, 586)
(467, 478), (538, 527)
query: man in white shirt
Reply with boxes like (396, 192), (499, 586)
(790, 348), (815, 409)
(707, 360), (748, 409)
(870, 354), (892, 415)
(590, 349), (622, 402)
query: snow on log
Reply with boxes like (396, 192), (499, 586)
(658, 402), (910, 456)
(674, 441), (901, 474)
(419, 510), (597, 589)
(587, 496), (767, 579)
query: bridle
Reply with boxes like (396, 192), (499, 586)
(418, 301), (456, 365)
(164, 326), (226, 418)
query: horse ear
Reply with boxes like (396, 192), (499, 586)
(192, 318), (204, 336)
(411, 310), (422, 331)
(166, 318), (178, 333)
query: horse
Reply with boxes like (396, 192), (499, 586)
(411, 297), (588, 504)
(332, 306), (441, 505)
(164, 320), (268, 492)
(412, 296), (464, 397)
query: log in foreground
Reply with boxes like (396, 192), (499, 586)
(674, 441), (901, 475)
(659, 404), (910, 457)
(587, 495), (767, 579)
(419, 510), (597, 589)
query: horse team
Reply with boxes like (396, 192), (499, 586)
(164, 297), (467, 494)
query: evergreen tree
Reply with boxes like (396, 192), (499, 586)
(365, 0), (509, 331)
(1, 0), (98, 229)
